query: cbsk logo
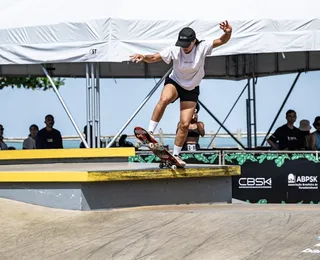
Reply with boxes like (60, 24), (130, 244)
(238, 178), (272, 188)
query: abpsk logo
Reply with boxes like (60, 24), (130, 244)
(288, 173), (295, 184)
(288, 173), (318, 190)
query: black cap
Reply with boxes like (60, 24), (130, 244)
(175, 27), (196, 48)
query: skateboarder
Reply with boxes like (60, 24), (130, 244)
(130, 21), (232, 166)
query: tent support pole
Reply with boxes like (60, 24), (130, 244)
(261, 71), (301, 147)
(198, 100), (246, 150)
(106, 67), (173, 148)
(91, 63), (96, 148)
(207, 82), (248, 148)
(252, 56), (257, 147)
(85, 63), (91, 148)
(96, 63), (101, 148)
(41, 64), (89, 148)
(252, 76), (257, 147)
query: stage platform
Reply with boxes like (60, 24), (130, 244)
(0, 162), (240, 210)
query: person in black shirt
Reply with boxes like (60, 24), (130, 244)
(36, 114), (63, 149)
(267, 109), (303, 150)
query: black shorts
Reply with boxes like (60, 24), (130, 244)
(164, 77), (199, 102)
(182, 143), (200, 151)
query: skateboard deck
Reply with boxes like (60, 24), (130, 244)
(134, 126), (184, 169)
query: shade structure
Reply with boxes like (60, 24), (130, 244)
(0, 0), (319, 79)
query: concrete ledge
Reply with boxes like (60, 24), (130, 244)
(0, 162), (240, 210)
(0, 163), (240, 182)
(89, 165), (240, 181)
(0, 147), (135, 160)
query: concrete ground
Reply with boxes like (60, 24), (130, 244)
(0, 198), (319, 260)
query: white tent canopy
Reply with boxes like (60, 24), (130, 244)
(0, 0), (320, 79)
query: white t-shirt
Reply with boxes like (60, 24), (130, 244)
(23, 136), (36, 149)
(159, 40), (213, 90)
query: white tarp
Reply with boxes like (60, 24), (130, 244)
(0, 0), (319, 65)
(0, 0), (319, 79)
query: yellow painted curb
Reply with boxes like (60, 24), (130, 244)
(88, 165), (240, 181)
(0, 172), (88, 182)
(0, 147), (135, 160)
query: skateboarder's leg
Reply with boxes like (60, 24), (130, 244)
(148, 83), (178, 133)
(173, 101), (197, 157)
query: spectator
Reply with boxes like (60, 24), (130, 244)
(310, 116), (320, 150)
(23, 124), (39, 149)
(0, 124), (8, 150)
(177, 102), (205, 151)
(119, 134), (136, 148)
(80, 124), (103, 148)
(36, 115), (63, 149)
(267, 109), (302, 150)
(298, 119), (311, 150)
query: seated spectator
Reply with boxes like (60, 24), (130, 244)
(298, 119), (311, 150)
(177, 102), (205, 151)
(267, 109), (303, 150)
(0, 124), (8, 150)
(79, 124), (103, 148)
(310, 116), (320, 150)
(36, 115), (63, 149)
(23, 124), (39, 149)
(119, 134), (135, 148)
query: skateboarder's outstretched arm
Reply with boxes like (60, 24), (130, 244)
(212, 20), (232, 48)
(130, 53), (162, 63)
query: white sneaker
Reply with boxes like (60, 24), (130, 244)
(173, 154), (186, 167)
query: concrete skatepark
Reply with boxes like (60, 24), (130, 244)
(0, 149), (319, 259)
(1, 198), (320, 260)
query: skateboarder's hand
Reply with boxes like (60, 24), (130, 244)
(220, 20), (232, 34)
(130, 54), (145, 63)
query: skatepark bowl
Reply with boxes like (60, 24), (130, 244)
(0, 148), (319, 259)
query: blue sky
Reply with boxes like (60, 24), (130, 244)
(1, 71), (319, 138)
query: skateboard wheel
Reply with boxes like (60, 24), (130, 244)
(148, 143), (155, 149)
(171, 165), (177, 170)
(159, 163), (164, 169)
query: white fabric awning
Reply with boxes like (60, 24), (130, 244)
(0, 0), (319, 78)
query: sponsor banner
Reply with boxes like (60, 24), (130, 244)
(231, 159), (320, 203)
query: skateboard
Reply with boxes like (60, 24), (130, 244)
(134, 126), (184, 170)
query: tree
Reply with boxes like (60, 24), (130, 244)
(0, 77), (65, 91)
